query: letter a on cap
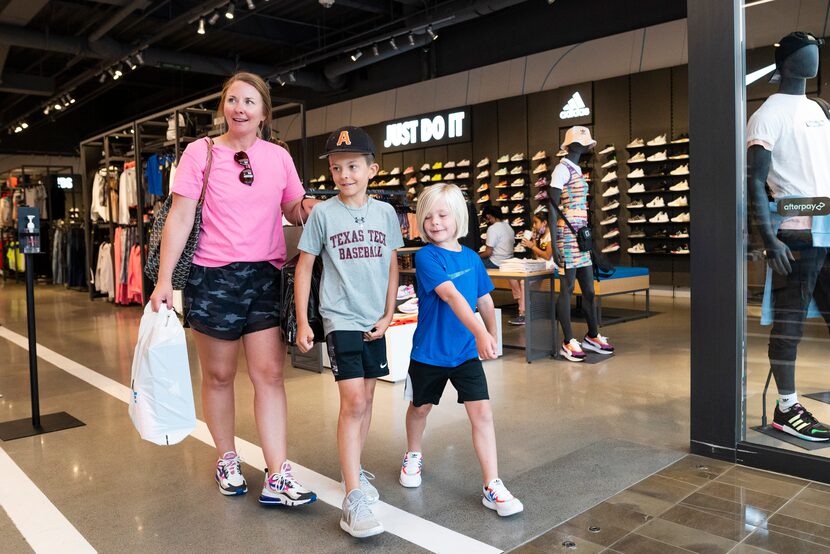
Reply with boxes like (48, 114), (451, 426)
(336, 131), (352, 146)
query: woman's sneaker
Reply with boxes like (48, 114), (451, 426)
(482, 478), (524, 517)
(215, 451), (247, 496)
(560, 339), (586, 362)
(341, 468), (380, 504)
(772, 402), (830, 442)
(399, 451), (423, 488)
(341, 489), (384, 538)
(582, 333), (615, 355)
(508, 314), (526, 326)
(259, 461), (318, 507)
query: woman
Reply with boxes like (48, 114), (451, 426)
(150, 72), (317, 507)
(508, 212), (552, 325)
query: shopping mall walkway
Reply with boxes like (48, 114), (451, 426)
(0, 280), (694, 552)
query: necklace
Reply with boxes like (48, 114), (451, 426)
(340, 197), (370, 228)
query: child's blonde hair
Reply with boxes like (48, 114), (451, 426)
(416, 183), (468, 242)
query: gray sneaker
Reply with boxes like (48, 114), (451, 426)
(341, 489), (384, 538)
(341, 468), (380, 504)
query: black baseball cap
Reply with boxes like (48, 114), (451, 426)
(769, 31), (823, 83)
(319, 125), (376, 158)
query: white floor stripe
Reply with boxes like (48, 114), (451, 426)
(0, 446), (96, 553)
(0, 326), (501, 554)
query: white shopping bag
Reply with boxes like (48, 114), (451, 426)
(129, 303), (196, 445)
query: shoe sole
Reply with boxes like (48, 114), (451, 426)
(771, 422), (830, 442)
(482, 497), (524, 517)
(340, 519), (384, 538)
(216, 475), (247, 496)
(399, 473), (422, 488)
(258, 493), (318, 507)
(560, 350), (584, 362)
(508, 321), (526, 326)
(581, 341), (614, 355)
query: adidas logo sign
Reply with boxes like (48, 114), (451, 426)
(559, 92), (590, 120)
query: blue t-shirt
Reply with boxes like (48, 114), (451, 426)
(145, 154), (163, 196)
(411, 243), (494, 367)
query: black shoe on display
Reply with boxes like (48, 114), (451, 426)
(772, 402), (830, 442)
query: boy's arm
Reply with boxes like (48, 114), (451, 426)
(476, 293), (498, 338)
(364, 252), (399, 341)
(294, 251), (317, 352)
(433, 280), (498, 360)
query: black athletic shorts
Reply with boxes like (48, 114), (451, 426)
(406, 357), (490, 407)
(183, 261), (280, 341)
(326, 330), (389, 382)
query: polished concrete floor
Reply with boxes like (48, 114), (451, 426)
(0, 280), (821, 552)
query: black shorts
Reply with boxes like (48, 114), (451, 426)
(326, 331), (389, 382)
(183, 261), (280, 341)
(406, 358), (490, 407)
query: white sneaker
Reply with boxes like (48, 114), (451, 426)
(603, 228), (619, 239)
(627, 168), (645, 179)
(602, 186), (619, 198)
(259, 461), (317, 506)
(601, 171), (617, 183)
(444, 173), (456, 180)
(497, 154), (510, 163)
(510, 178), (525, 187)
(601, 200), (619, 211)
(444, 161), (456, 169)
(510, 153), (525, 161)
(560, 338), (586, 362)
(510, 191), (524, 200)
(646, 133), (667, 146)
(626, 200), (644, 209)
(647, 150), (667, 162)
(649, 211), (669, 223)
(601, 243), (620, 253)
(477, 158), (490, 167)
(626, 138), (644, 148)
(458, 159), (470, 167)
(600, 215), (617, 226)
(628, 243), (645, 254)
(533, 163), (548, 174)
(420, 163), (430, 171)
(420, 175), (431, 182)
(670, 164), (689, 176)
(628, 152), (646, 163)
(628, 183), (646, 193)
(477, 170), (490, 179)
(668, 153), (690, 160)
(341, 489), (384, 538)
(397, 284), (415, 300)
(646, 197), (665, 208)
(669, 180), (689, 191)
(601, 158), (617, 169)
(629, 214), (646, 223)
(482, 478), (524, 517)
(399, 452), (423, 487)
(670, 228), (689, 238)
(667, 196), (688, 207)
(598, 144), (615, 155)
(531, 150), (547, 160)
(556, 148), (568, 157)
(398, 297), (419, 314)
(512, 204), (525, 214)
(216, 451), (247, 496)
(494, 168), (508, 176)
(671, 212), (690, 223)
(533, 204), (548, 214)
(510, 166), (523, 175)
(342, 468), (380, 504)
(390, 167), (401, 175)
(671, 244), (690, 254)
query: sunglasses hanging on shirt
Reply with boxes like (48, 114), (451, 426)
(234, 151), (254, 185)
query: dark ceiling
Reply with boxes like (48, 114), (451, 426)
(0, 0), (685, 156)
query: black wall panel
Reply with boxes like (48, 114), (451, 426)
(497, 97), (529, 158)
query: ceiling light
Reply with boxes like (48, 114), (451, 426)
(208, 11), (220, 25)
(389, 37), (398, 50)
(288, 72), (296, 83)
(62, 96), (71, 107)
(246, 0), (255, 9)
(225, 2), (235, 19)
(197, 17), (206, 35)
(408, 33), (415, 46)
(135, 51), (145, 65)
(54, 102), (63, 110)
(426, 25), (437, 41)
(126, 56), (137, 70)
(276, 75), (286, 86)
(21, 122), (28, 129)
(14, 125), (22, 133)
(43, 106), (50, 115)
(372, 44), (379, 56)
(350, 49), (363, 61)
(69, 95), (76, 104)
(99, 73), (107, 83)
(113, 65), (123, 79)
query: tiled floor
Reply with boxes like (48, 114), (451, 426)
(514, 454), (830, 553)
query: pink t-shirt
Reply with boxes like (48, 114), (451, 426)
(172, 138), (305, 268)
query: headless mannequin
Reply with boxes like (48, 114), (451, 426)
(747, 44), (822, 403)
(549, 143), (600, 342)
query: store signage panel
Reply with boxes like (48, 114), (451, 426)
(557, 85), (593, 125)
(381, 108), (470, 152)
(777, 197), (830, 217)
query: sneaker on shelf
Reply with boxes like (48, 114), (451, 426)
(602, 227), (620, 239)
(477, 157), (490, 167)
(647, 151), (667, 162)
(671, 212), (690, 223)
(412, 195), (419, 202)
(397, 284), (415, 300)
(601, 171), (617, 183)
(444, 173), (456, 181)
(627, 168), (645, 179)
(510, 166), (523, 175)
(512, 204), (525, 214)
(510, 191), (525, 200)
(647, 227), (668, 238)
(495, 181), (509, 189)
(533, 163), (548, 174)
(670, 228), (689, 238)
(510, 217), (525, 227)
(646, 196), (665, 208)
(341, 468), (380, 504)
(458, 159), (471, 167)
(773, 402), (830, 441)
(649, 211), (669, 223)
(390, 167), (401, 175)
(626, 138), (645, 148)
(494, 168), (508, 176)
(534, 190), (548, 201)
(407, 187), (417, 195)
(669, 180), (689, 191)
(629, 214), (647, 224)
(387, 178), (400, 186)
(582, 333), (614, 355)
(216, 451), (247, 496)
(317, 184), (326, 190)
(309, 176), (318, 183)
(510, 178), (525, 187)
(431, 161), (443, 170)
(626, 199), (644, 209)
(533, 204), (548, 214)
(671, 244), (690, 254)
(601, 200), (619, 212)
(531, 150), (548, 160)
(629, 227), (646, 238)
(398, 297), (419, 314)
(601, 243), (620, 253)
(628, 243), (646, 254)
(669, 153), (690, 160)
(444, 161), (456, 169)
(628, 152), (646, 164)
(508, 314), (526, 325)
(497, 154), (510, 163)
(482, 478), (524, 517)
(667, 196), (688, 207)
(406, 177), (417, 186)
(670, 164), (690, 176)
(556, 148), (568, 157)
(628, 182), (646, 194)
(600, 215), (618, 226)
(602, 186), (619, 198)
(341, 489), (384, 538)
(480, 232), (487, 240)
(501, 206), (510, 214)
(259, 461), (318, 507)
(510, 153), (525, 161)
(497, 193), (509, 201)
(420, 163), (431, 171)
(399, 452), (423, 487)
(477, 183), (489, 193)
(601, 158), (618, 169)
(598, 144), (615, 155)
(477, 195), (490, 204)
(431, 174), (442, 182)
(647, 133), (667, 146)
(458, 172), (470, 179)
(420, 175), (431, 182)
(477, 170), (490, 179)
(560, 338), (586, 362)
(671, 133), (690, 143)
(403, 166), (415, 175)
(534, 176), (549, 188)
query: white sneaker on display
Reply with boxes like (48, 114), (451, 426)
(628, 152), (646, 163)
(601, 200), (619, 212)
(477, 158), (490, 167)
(670, 164), (690, 176)
(628, 183), (646, 194)
(598, 144), (615, 155)
(671, 212), (690, 223)
(647, 150), (667, 162)
(602, 186), (619, 198)
(601, 171), (617, 183)
(626, 138), (645, 148)
(497, 154), (510, 163)
(646, 133), (667, 146)
(628, 243), (646, 254)
(601, 243), (620, 253)
(627, 168), (645, 179)
(667, 196), (688, 207)
(601, 158), (618, 169)
(603, 228), (619, 239)
(649, 211), (669, 223)
(669, 180), (689, 191)
(600, 215), (617, 226)
(646, 197), (665, 208)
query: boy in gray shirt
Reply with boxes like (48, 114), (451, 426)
(295, 126), (404, 538)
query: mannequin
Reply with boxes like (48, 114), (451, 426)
(747, 31), (830, 441)
(548, 126), (615, 361)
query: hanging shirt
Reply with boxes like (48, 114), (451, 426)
(145, 154), (164, 197)
(118, 166), (137, 224)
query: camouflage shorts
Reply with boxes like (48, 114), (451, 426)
(183, 262), (280, 341)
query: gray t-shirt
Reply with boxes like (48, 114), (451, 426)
(486, 220), (515, 266)
(298, 196), (405, 335)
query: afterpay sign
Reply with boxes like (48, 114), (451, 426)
(382, 108), (470, 151)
